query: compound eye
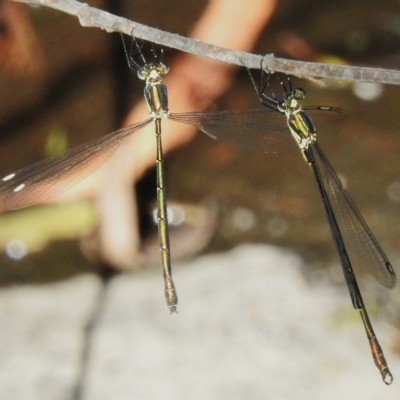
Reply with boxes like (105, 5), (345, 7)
(160, 63), (169, 74)
(137, 67), (146, 80)
(277, 100), (286, 112)
(294, 88), (305, 100)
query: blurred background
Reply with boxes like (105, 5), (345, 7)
(1, 0), (400, 399)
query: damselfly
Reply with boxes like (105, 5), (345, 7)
(253, 71), (396, 385)
(0, 37), (180, 312)
(172, 68), (396, 384)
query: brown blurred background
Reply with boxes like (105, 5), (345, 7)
(0, 0), (400, 306)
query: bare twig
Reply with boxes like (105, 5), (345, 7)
(12, 0), (400, 85)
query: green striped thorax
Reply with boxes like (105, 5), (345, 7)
(278, 87), (317, 162)
(138, 62), (170, 119)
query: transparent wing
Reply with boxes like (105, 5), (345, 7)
(171, 109), (292, 152)
(312, 142), (396, 289)
(170, 106), (346, 152)
(1, 106), (346, 210)
(0, 118), (152, 210)
(303, 106), (347, 124)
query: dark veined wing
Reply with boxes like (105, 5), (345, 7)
(0, 118), (152, 210)
(170, 106), (346, 153)
(170, 109), (291, 152)
(312, 142), (396, 289)
(303, 106), (347, 125)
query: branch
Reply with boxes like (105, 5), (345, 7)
(13, 0), (400, 85)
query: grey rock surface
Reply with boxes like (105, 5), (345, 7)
(0, 244), (398, 400)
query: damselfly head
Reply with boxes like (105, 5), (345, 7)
(276, 87), (306, 113)
(137, 62), (169, 82)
